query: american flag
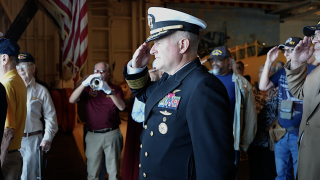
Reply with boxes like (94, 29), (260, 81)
(38, 0), (88, 83)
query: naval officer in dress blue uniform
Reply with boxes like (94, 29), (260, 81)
(123, 7), (236, 180)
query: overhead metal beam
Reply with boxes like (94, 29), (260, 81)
(4, 0), (38, 42)
(0, 0), (14, 23)
(269, 0), (313, 14)
(280, 6), (320, 20)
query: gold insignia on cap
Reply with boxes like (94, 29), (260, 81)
(150, 25), (183, 34)
(211, 50), (222, 56)
(159, 123), (168, 134)
(160, 110), (172, 116)
(18, 54), (27, 59)
(148, 15), (153, 29)
(172, 89), (181, 94)
(289, 41), (295, 45)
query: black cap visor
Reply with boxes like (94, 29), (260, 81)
(145, 29), (175, 43)
(303, 26), (320, 36)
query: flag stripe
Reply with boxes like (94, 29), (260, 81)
(39, 0), (88, 84)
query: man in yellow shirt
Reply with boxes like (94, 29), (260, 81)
(0, 38), (27, 180)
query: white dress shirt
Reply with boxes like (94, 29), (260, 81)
(24, 77), (58, 142)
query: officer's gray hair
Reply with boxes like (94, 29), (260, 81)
(170, 31), (199, 55)
(94, 62), (111, 73)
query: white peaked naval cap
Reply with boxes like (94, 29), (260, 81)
(146, 7), (207, 42)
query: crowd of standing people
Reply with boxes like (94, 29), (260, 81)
(0, 5), (320, 180)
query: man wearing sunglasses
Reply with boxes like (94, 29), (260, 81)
(208, 46), (257, 179)
(69, 62), (125, 180)
(259, 37), (316, 180)
(279, 22), (320, 180)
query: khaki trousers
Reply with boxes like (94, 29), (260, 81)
(85, 128), (123, 180)
(1, 151), (23, 180)
(20, 133), (42, 180)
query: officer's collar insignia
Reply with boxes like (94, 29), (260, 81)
(211, 50), (222, 56)
(160, 110), (172, 116)
(172, 89), (181, 94)
(148, 14), (155, 29)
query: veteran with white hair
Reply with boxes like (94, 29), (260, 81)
(17, 52), (58, 180)
(123, 7), (235, 180)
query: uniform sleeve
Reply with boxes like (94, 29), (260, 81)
(4, 86), (16, 129)
(284, 62), (307, 100)
(186, 76), (235, 180)
(240, 82), (257, 151)
(42, 89), (58, 142)
(123, 65), (164, 103)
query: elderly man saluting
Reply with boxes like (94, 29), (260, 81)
(16, 52), (58, 180)
(123, 7), (235, 180)
(270, 22), (320, 180)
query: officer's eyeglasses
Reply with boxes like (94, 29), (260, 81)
(281, 49), (294, 54)
(16, 64), (30, 71)
(94, 69), (107, 74)
(311, 32), (320, 41)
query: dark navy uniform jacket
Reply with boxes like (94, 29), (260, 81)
(123, 58), (235, 180)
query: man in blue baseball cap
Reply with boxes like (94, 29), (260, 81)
(0, 38), (27, 180)
(17, 52), (58, 180)
(208, 46), (257, 179)
(123, 7), (235, 180)
(278, 22), (320, 180)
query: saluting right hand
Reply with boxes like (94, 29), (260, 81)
(266, 46), (279, 64)
(81, 74), (102, 87)
(132, 42), (151, 68)
(292, 36), (314, 65)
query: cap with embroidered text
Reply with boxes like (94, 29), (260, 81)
(278, 37), (302, 50)
(209, 46), (231, 61)
(303, 21), (320, 36)
(18, 52), (35, 63)
(0, 38), (20, 57)
(146, 7), (207, 42)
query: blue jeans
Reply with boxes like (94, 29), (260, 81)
(274, 132), (298, 180)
